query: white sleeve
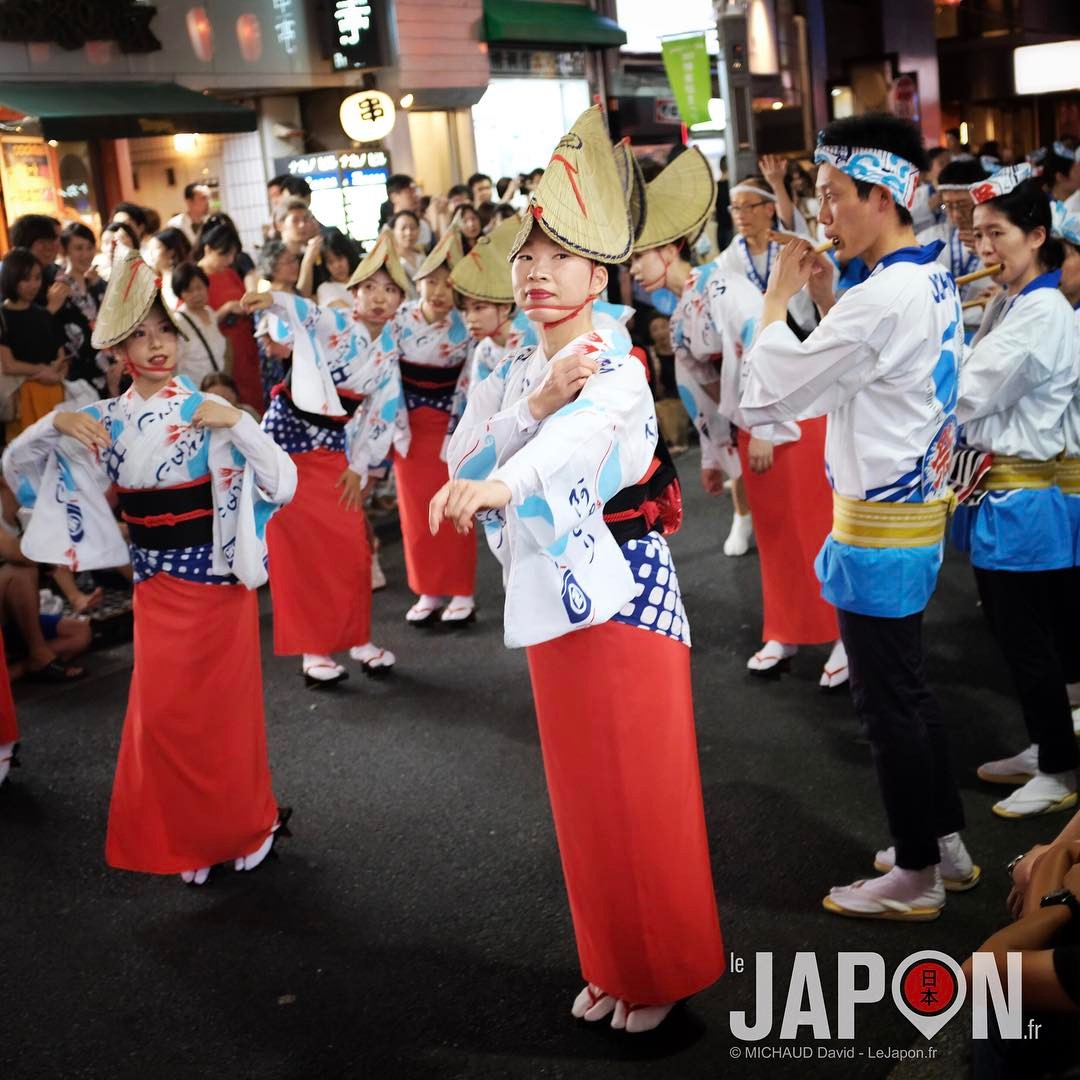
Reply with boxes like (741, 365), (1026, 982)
(343, 356), (404, 481)
(228, 410), (298, 504)
(1, 410), (63, 503)
(447, 354), (539, 481)
(957, 298), (1060, 423)
(487, 360), (656, 551)
(739, 289), (896, 425)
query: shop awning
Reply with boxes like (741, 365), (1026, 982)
(0, 82), (256, 141)
(483, 0), (627, 48)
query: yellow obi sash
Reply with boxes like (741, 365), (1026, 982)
(1057, 457), (1080, 495)
(832, 492), (952, 549)
(978, 456), (1057, 491)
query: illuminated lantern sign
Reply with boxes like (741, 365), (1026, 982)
(316, 0), (389, 70)
(274, 149), (390, 246)
(339, 90), (396, 143)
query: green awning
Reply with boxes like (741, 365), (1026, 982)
(483, 0), (627, 48)
(0, 81), (256, 141)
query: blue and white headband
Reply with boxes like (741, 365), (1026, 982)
(1051, 199), (1080, 247)
(969, 162), (1035, 205)
(813, 139), (919, 210)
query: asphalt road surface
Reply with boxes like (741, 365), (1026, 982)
(1, 450), (1070, 1080)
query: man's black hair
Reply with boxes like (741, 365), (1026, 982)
(927, 146), (950, 166)
(183, 181), (208, 201)
(937, 158), (988, 187)
(448, 183), (471, 201)
(468, 172), (492, 191)
(819, 112), (929, 227)
(10, 214), (59, 250)
(278, 175), (311, 200)
(984, 177), (1064, 271)
(111, 202), (148, 230)
(386, 174), (415, 197)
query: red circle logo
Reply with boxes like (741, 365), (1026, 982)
(899, 959), (958, 1017)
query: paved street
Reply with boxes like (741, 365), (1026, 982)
(0, 450), (1061, 1080)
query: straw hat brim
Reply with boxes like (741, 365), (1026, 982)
(91, 251), (187, 350)
(509, 105), (634, 264)
(613, 139), (647, 243)
(633, 146), (716, 253)
(348, 232), (412, 295)
(450, 239), (514, 304)
(414, 227), (464, 281)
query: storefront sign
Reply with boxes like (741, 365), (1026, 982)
(275, 149), (390, 247)
(489, 47), (586, 79)
(660, 33), (712, 127)
(0, 0), (161, 53)
(339, 90), (396, 143)
(316, 0), (390, 70)
(0, 136), (60, 224)
(273, 0), (299, 55)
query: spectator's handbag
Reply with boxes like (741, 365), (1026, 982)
(0, 306), (26, 423)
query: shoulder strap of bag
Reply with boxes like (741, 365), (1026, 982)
(178, 310), (221, 373)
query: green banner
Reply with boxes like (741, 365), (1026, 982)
(660, 33), (712, 127)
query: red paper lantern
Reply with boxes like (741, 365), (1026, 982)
(236, 14), (263, 63)
(186, 6), (214, 63)
(84, 40), (112, 66)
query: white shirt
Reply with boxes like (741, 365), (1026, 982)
(717, 236), (819, 335)
(916, 221), (993, 331)
(175, 306), (229, 387)
(166, 211), (199, 246)
(1066, 304), (1080, 458)
(958, 276), (1078, 461)
(740, 242), (962, 503)
(446, 328), (657, 648)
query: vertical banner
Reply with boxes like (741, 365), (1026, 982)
(660, 34), (712, 128)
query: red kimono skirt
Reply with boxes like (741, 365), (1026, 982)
(267, 447), (372, 655)
(394, 405), (477, 597)
(105, 573), (279, 874)
(526, 621), (725, 1005)
(737, 417), (838, 645)
(0, 631), (17, 745)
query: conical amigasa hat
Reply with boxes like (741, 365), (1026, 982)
(91, 249), (184, 349)
(633, 147), (716, 253)
(613, 138), (647, 244)
(348, 231), (412, 295)
(449, 216), (520, 304)
(510, 105), (634, 264)
(414, 227), (464, 281)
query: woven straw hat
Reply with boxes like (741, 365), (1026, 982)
(414, 227), (464, 281)
(510, 105), (635, 264)
(613, 138), (647, 244)
(449, 217), (520, 304)
(633, 147), (716, 253)
(348, 231), (412, 295)
(91, 249), (185, 349)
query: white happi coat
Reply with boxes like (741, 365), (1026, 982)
(740, 243), (961, 503)
(958, 274), (1078, 460)
(3, 377), (296, 587)
(670, 260), (799, 472)
(717, 234), (819, 335)
(916, 221), (993, 333)
(371, 301), (471, 460)
(259, 292), (404, 481)
(446, 327), (658, 648)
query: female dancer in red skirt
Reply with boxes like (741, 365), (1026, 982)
(250, 235), (407, 685)
(632, 156), (845, 688)
(373, 230), (478, 626)
(3, 251), (297, 884)
(430, 108), (724, 1033)
(0, 637), (17, 788)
